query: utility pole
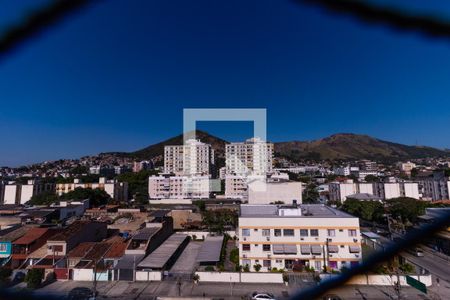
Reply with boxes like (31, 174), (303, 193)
(93, 258), (97, 298)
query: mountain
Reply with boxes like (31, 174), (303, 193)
(125, 130), (227, 160)
(274, 133), (449, 162)
(105, 132), (449, 162)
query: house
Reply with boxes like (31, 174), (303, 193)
(115, 216), (173, 281)
(11, 227), (61, 268)
(0, 226), (29, 266)
(46, 221), (108, 256)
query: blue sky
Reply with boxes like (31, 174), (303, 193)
(0, 0), (449, 166)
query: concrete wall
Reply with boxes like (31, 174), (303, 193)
(135, 271), (162, 281)
(195, 272), (283, 283)
(248, 181), (302, 205)
(73, 269), (94, 281)
(320, 274), (432, 287)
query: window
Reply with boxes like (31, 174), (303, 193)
(314, 261), (322, 271)
(283, 229), (295, 236)
(327, 229), (335, 237)
(275, 259), (283, 263)
(0, 244), (7, 252)
(262, 229), (270, 236)
(263, 244), (271, 251)
(310, 229), (319, 237)
(242, 229), (250, 237)
(242, 244), (250, 251)
(348, 229), (357, 237)
(300, 229), (308, 237)
(263, 260), (271, 267)
(274, 229), (282, 236)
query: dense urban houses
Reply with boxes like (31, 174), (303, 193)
(56, 177), (128, 202)
(238, 204), (362, 272)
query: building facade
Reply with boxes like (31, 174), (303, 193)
(148, 175), (210, 199)
(2, 180), (55, 205)
(56, 177), (128, 202)
(164, 139), (214, 176)
(238, 204), (362, 272)
(225, 138), (273, 176)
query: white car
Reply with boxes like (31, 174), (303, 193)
(252, 292), (276, 300)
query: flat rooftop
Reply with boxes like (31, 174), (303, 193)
(138, 233), (188, 270)
(240, 204), (355, 218)
(196, 236), (224, 263)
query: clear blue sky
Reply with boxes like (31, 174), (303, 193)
(1, 0), (449, 166)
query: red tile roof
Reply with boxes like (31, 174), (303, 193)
(104, 242), (126, 258)
(13, 228), (49, 245)
(67, 242), (95, 258)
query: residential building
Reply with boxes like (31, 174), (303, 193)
(248, 181), (302, 205)
(56, 177), (128, 202)
(329, 181), (420, 202)
(2, 180), (55, 205)
(238, 204), (362, 272)
(164, 139), (214, 176)
(148, 174), (210, 199)
(418, 173), (450, 201)
(399, 161), (417, 175)
(225, 138), (273, 176)
(133, 161), (153, 173)
(46, 221), (108, 256)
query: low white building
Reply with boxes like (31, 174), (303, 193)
(248, 181), (302, 205)
(2, 180), (55, 205)
(329, 181), (420, 202)
(148, 175), (210, 200)
(239, 204), (362, 272)
(56, 177), (128, 202)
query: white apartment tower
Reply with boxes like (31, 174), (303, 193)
(225, 137), (273, 176)
(164, 139), (214, 176)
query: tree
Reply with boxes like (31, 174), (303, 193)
(60, 187), (111, 207)
(202, 209), (238, 233)
(341, 198), (384, 223)
(25, 269), (44, 289)
(386, 197), (427, 224)
(28, 191), (58, 206)
(364, 175), (378, 183)
(253, 264), (262, 272)
(0, 268), (11, 285)
(116, 170), (158, 202)
(302, 183), (320, 204)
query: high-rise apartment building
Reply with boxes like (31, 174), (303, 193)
(164, 139), (214, 176)
(225, 138), (273, 176)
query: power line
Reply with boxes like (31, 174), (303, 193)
(0, 0), (92, 60)
(297, 0), (450, 39)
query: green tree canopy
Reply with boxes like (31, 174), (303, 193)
(28, 191), (59, 206)
(386, 197), (427, 223)
(302, 183), (320, 204)
(116, 170), (158, 202)
(341, 198), (384, 222)
(60, 187), (111, 207)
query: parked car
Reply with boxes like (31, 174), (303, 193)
(252, 292), (277, 300)
(411, 247), (424, 257)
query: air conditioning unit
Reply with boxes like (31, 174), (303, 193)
(300, 238), (304, 241)
(266, 237), (270, 241)
(243, 254), (247, 258)
(353, 238), (358, 243)
(267, 254), (271, 258)
(312, 255), (316, 259)
(327, 238), (332, 242)
(315, 237), (319, 240)
(355, 254), (360, 258)
(243, 237), (247, 241)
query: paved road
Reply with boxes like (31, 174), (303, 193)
(33, 280), (439, 299)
